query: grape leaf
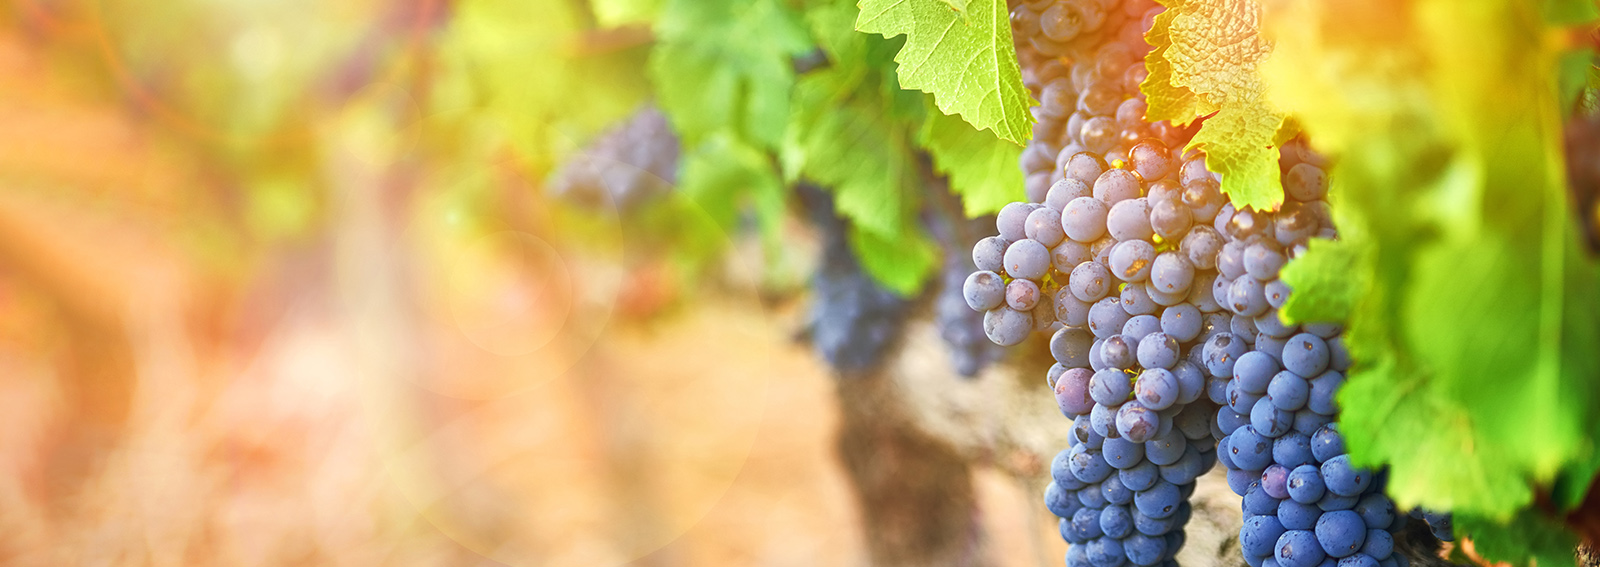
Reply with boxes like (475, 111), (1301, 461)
(1458, 512), (1581, 567)
(590, 0), (662, 27)
(1278, 237), (1365, 324)
(649, 0), (813, 149)
(1140, 0), (1287, 210)
(850, 223), (939, 296)
(1261, 0), (1600, 522)
(855, 0), (1035, 144)
(920, 104), (1025, 217)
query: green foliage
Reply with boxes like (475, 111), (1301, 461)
(1261, 0), (1600, 550)
(920, 107), (1026, 217)
(1141, 0), (1290, 211)
(855, 0), (1035, 144)
(1458, 511), (1581, 567)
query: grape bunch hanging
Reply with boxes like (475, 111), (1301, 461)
(963, 1), (1452, 566)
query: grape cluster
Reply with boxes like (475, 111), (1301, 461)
(548, 106), (680, 211)
(970, 4), (1231, 566)
(799, 184), (911, 375)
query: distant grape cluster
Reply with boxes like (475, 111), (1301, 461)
(799, 184), (912, 375)
(969, 1), (1452, 566)
(548, 106), (680, 211)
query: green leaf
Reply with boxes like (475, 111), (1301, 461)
(850, 223), (938, 296)
(1142, 0), (1288, 209)
(1458, 512), (1580, 567)
(855, 0), (1035, 144)
(920, 103), (1025, 217)
(678, 133), (785, 233)
(649, 0), (813, 148)
(1278, 237), (1365, 324)
(590, 0), (662, 27)
(1543, 0), (1600, 25)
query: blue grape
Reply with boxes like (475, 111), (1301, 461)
(1059, 289), (1094, 326)
(1209, 375), (1233, 405)
(1101, 504), (1135, 538)
(1137, 332), (1181, 369)
(1294, 410), (1335, 435)
(1146, 428), (1187, 465)
(1121, 460), (1161, 492)
(1116, 401), (1161, 442)
(1108, 197), (1155, 241)
(1203, 332), (1248, 377)
(1150, 252), (1195, 294)
(1244, 482), (1278, 515)
(1088, 536), (1126, 567)
(1268, 371), (1311, 411)
(1229, 276), (1270, 317)
(1027, 206), (1067, 247)
(1256, 309), (1296, 338)
(1102, 472), (1135, 503)
(1274, 433), (1316, 468)
(1160, 303), (1202, 342)
(1251, 398), (1294, 438)
(1217, 434), (1237, 469)
(1353, 494), (1395, 530)
(1327, 337), (1351, 371)
(1047, 481), (1080, 517)
(1134, 481), (1181, 519)
(1110, 239), (1157, 281)
(1181, 226), (1225, 269)
(964, 271), (1006, 311)
(1280, 498), (1322, 530)
(1122, 283), (1160, 315)
(997, 201), (1037, 241)
(1123, 314), (1163, 341)
(1053, 328), (1095, 368)
(1257, 334), (1288, 363)
(1218, 407), (1250, 435)
(1213, 276), (1236, 311)
(1135, 368), (1180, 410)
(1339, 556), (1378, 567)
(1265, 279), (1292, 308)
(1054, 240), (1095, 273)
(1190, 273), (1223, 312)
(1089, 296), (1132, 338)
(973, 235), (1009, 272)
(1102, 335), (1138, 370)
(1242, 515), (1288, 557)
(1218, 241), (1247, 279)
(1104, 436), (1147, 469)
(1275, 530), (1327, 567)
(1071, 446), (1115, 483)
(1229, 380), (1264, 414)
(1235, 351), (1280, 394)
(1055, 367), (1097, 416)
(1147, 284), (1187, 307)
(1318, 492), (1358, 512)
(1308, 371), (1344, 415)
(1091, 402), (1117, 437)
(1068, 539), (1092, 564)
(1320, 455), (1371, 497)
(1262, 463), (1291, 499)
(1316, 510), (1366, 558)
(1284, 333), (1330, 377)
(1071, 506), (1105, 541)
(1095, 168), (1142, 204)
(1054, 447), (1084, 487)
(1172, 361), (1208, 405)
(1245, 242), (1287, 280)
(1231, 426), (1275, 470)
(1092, 368), (1134, 406)
(1159, 446), (1204, 485)
(1360, 530), (1393, 559)
(1064, 196), (1111, 242)
(1005, 238), (1052, 280)
(983, 307), (1033, 346)
(1125, 533), (1168, 566)
(1232, 314), (1260, 343)
(1228, 467), (1260, 497)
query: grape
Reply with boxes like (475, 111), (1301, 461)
(1234, 351), (1280, 394)
(973, 235), (1009, 272)
(1311, 426), (1346, 463)
(1130, 141), (1176, 181)
(1135, 368), (1180, 410)
(1101, 335), (1138, 370)
(1090, 371), (1131, 410)
(1115, 97), (1148, 130)
(1318, 492), (1358, 511)
(1155, 304), (1200, 343)
(1047, 481), (1078, 517)
(1286, 163), (1329, 201)
(1064, 151), (1108, 185)
(1108, 198), (1155, 241)
(1203, 332), (1248, 377)
(1228, 381), (1264, 414)
(1056, 367), (1097, 416)
(1160, 447), (1205, 484)
(1054, 240), (1095, 273)
(1180, 226), (1224, 270)
(1256, 309), (1296, 339)
(1280, 499), (1322, 530)
(1276, 530), (1327, 567)
(1320, 455), (1371, 497)
(1229, 276), (1271, 317)
(1252, 398), (1294, 437)
(1316, 510), (1366, 558)
(1121, 283), (1160, 315)
(1284, 333), (1331, 377)
(1070, 506), (1104, 541)
(1265, 279), (1292, 308)
(1146, 179), (1182, 205)
(1053, 327), (1095, 367)
(1049, 178), (1094, 210)
(1232, 313), (1260, 344)
(1214, 203), (1236, 235)
(963, 271), (1006, 311)
(1245, 242), (1287, 280)
(1110, 239), (1156, 281)
(1148, 284), (1186, 307)
(1227, 467), (1258, 497)
(1287, 463), (1327, 504)
(1230, 426), (1274, 470)
(1088, 536), (1126, 567)
(1027, 171), (1054, 202)
(1125, 533), (1167, 566)
(983, 307), (1033, 346)
(1005, 238), (1052, 280)
(1028, 207), (1068, 247)
(1213, 276), (1236, 311)
(1361, 531), (1393, 560)
(1059, 289), (1093, 326)
(1150, 252), (1195, 294)
(1190, 273), (1223, 313)
(1268, 371), (1311, 411)
(1101, 505), (1135, 538)
(1134, 480), (1181, 519)
(1262, 463), (1291, 498)
(1243, 516), (1288, 558)
(1089, 296), (1132, 338)
(1150, 197), (1193, 240)
(1007, 278), (1042, 310)
(1327, 337), (1351, 371)
(809, 206), (912, 373)
(1071, 446), (1115, 483)
(1079, 84), (1123, 117)
(998, 202), (1037, 241)
(1095, 168), (1142, 204)
(1116, 401), (1161, 442)
(1122, 314), (1163, 341)
(1274, 432), (1316, 468)
(1244, 482), (1278, 515)
(1257, 334), (1288, 363)
(1353, 494), (1395, 530)
(1091, 236), (1117, 266)
(1082, 116), (1119, 154)
(1137, 332), (1180, 369)
(1071, 261), (1114, 301)
(1064, 196), (1111, 242)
